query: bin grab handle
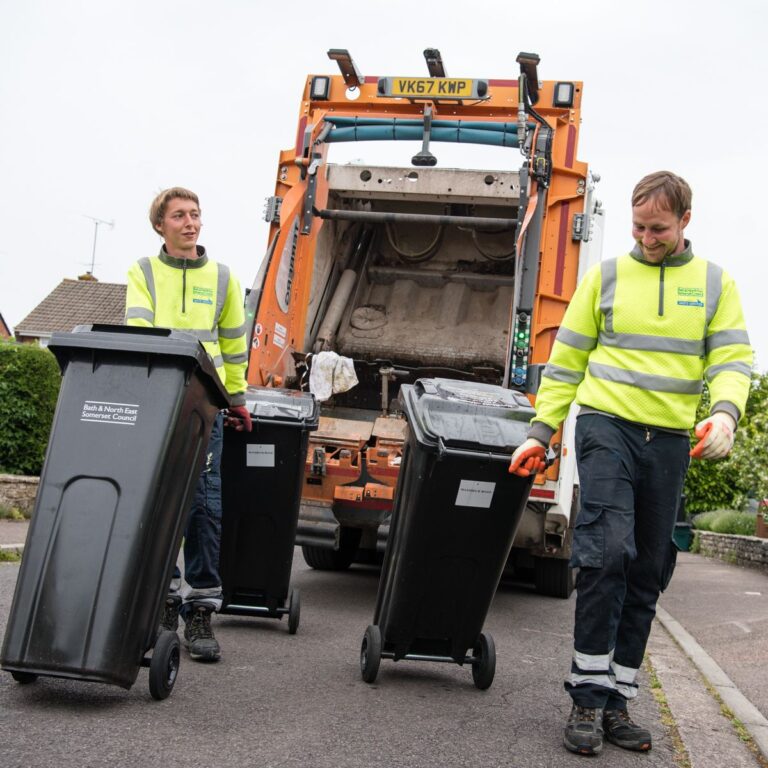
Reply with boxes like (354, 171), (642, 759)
(436, 437), (512, 464)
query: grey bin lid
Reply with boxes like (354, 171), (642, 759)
(401, 378), (534, 453)
(245, 386), (319, 428)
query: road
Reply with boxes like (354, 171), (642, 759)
(0, 550), (685, 768)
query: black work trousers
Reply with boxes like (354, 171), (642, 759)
(565, 413), (689, 710)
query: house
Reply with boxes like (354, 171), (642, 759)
(0, 313), (11, 339)
(14, 276), (127, 346)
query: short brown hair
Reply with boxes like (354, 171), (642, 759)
(632, 171), (692, 218)
(149, 187), (200, 233)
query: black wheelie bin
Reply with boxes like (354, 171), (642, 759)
(219, 387), (319, 633)
(360, 378), (537, 689)
(1, 325), (229, 700)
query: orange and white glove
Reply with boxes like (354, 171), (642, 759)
(225, 405), (253, 432)
(690, 412), (736, 460)
(509, 438), (547, 477)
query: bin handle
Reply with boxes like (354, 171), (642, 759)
(436, 437), (511, 464)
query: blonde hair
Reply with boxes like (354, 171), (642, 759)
(632, 171), (692, 218)
(149, 187), (200, 233)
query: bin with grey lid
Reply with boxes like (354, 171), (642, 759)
(219, 387), (319, 633)
(1, 324), (229, 700)
(359, 378), (537, 689)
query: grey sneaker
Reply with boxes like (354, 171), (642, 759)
(603, 709), (652, 751)
(564, 704), (604, 756)
(160, 595), (181, 632)
(183, 606), (221, 662)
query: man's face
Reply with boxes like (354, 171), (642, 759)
(157, 198), (201, 257)
(631, 198), (690, 264)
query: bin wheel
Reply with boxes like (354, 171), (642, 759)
(288, 588), (300, 635)
(472, 632), (496, 690)
(149, 630), (180, 701)
(11, 671), (37, 685)
(360, 625), (382, 684)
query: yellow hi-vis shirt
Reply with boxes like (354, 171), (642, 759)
(125, 247), (248, 406)
(529, 243), (752, 444)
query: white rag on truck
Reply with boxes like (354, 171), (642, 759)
(308, 351), (358, 402)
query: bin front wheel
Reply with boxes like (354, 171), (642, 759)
(11, 670), (38, 685)
(472, 632), (496, 690)
(360, 625), (382, 684)
(149, 630), (180, 700)
(288, 588), (300, 635)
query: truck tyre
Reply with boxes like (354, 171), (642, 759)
(534, 557), (574, 599)
(302, 528), (361, 571)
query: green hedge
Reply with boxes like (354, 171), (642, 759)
(0, 341), (61, 475)
(692, 509), (756, 536)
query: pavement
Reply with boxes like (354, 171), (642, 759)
(2, 516), (768, 767)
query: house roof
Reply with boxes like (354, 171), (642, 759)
(0, 313), (11, 338)
(15, 279), (127, 337)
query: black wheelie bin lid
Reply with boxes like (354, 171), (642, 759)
(48, 324), (230, 409)
(244, 386), (319, 429)
(399, 378), (534, 456)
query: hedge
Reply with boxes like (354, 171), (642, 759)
(0, 341), (61, 475)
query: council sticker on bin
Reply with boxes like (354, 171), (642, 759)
(80, 400), (139, 426)
(455, 479), (496, 508)
(247, 444), (275, 467)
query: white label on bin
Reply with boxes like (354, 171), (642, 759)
(455, 480), (495, 508)
(247, 444), (275, 467)
(80, 400), (139, 426)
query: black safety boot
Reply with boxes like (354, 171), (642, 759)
(183, 605), (221, 662)
(160, 595), (181, 633)
(564, 703), (604, 756)
(603, 709), (652, 751)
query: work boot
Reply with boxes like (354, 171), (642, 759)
(183, 605), (221, 662)
(563, 703), (604, 756)
(603, 709), (652, 751)
(159, 595), (181, 633)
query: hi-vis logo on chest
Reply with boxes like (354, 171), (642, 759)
(677, 286), (704, 308)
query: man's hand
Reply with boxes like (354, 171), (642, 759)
(509, 438), (547, 477)
(225, 405), (252, 432)
(690, 412), (736, 460)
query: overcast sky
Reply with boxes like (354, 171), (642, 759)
(1, 0), (766, 371)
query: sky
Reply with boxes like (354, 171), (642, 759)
(1, 0), (766, 371)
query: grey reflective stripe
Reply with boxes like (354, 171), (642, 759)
(211, 354), (224, 368)
(214, 263), (230, 329)
(222, 352), (248, 364)
(138, 257), (156, 307)
(125, 307), (154, 323)
(574, 650), (612, 671)
(589, 362), (703, 394)
(567, 672), (615, 690)
(185, 329), (217, 343)
(705, 361), (752, 380)
(705, 262), (723, 331)
(705, 329), (751, 353)
(543, 364), (585, 385)
(219, 323), (247, 339)
(599, 331), (704, 356)
(600, 259), (617, 333)
(557, 327), (597, 351)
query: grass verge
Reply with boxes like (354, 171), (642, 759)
(0, 548), (21, 563)
(645, 655), (691, 767)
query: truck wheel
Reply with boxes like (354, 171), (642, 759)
(149, 630), (180, 700)
(360, 625), (382, 684)
(472, 632), (496, 690)
(288, 588), (300, 635)
(302, 528), (361, 571)
(534, 557), (574, 599)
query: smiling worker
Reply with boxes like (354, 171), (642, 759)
(125, 187), (252, 663)
(509, 171), (753, 755)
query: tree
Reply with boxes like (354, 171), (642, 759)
(684, 371), (768, 515)
(0, 341), (61, 476)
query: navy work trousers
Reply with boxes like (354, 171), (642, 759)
(565, 413), (689, 709)
(171, 412), (224, 618)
